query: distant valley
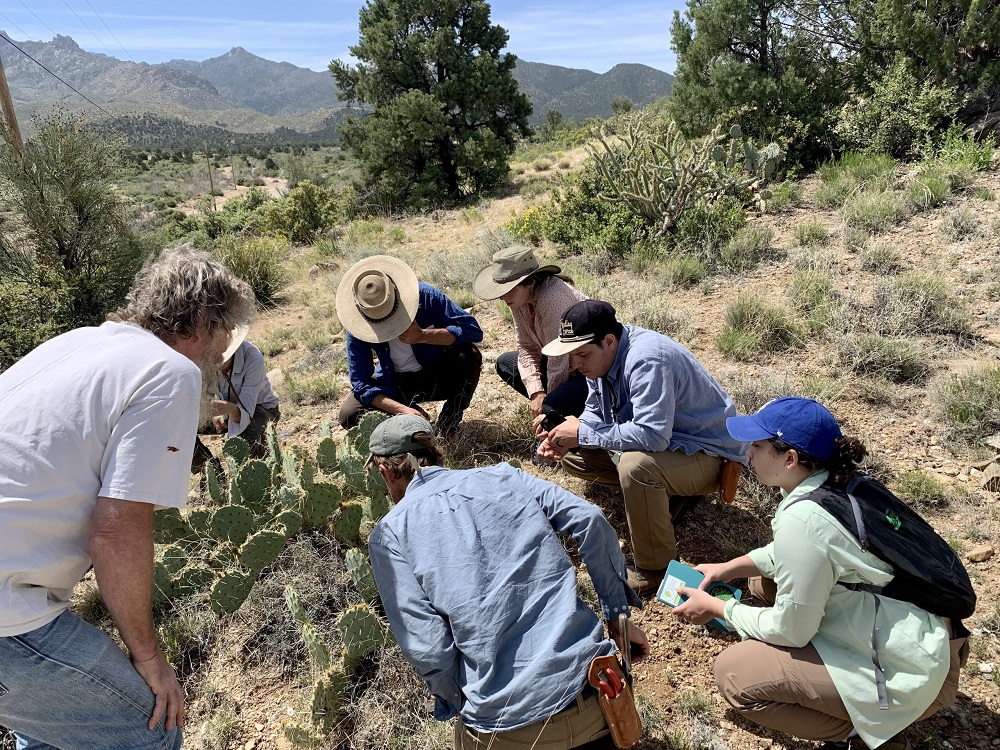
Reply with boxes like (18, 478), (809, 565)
(0, 33), (673, 148)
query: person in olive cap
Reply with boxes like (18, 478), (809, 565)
(536, 300), (745, 594)
(672, 398), (967, 750)
(366, 414), (649, 749)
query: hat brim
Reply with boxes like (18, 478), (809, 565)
(336, 255), (420, 343)
(472, 263), (561, 301)
(541, 335), (595, 358)
(222, 323), (250, 361)
(725, 414), (775, 443)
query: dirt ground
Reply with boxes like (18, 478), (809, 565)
(180, 150), (1000, 749)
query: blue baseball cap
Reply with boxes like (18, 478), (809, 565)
(726, 397), (843, 461)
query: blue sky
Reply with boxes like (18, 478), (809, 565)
(0, 1), (682, 73)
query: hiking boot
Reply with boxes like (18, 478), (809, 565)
(626, 566), (666, 595)
(823, 735), (911, 750)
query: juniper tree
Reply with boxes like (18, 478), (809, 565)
(330, 0), (531, 207)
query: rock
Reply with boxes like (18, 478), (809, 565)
(968, 545), (995, 563)
(981, 433), (1000, 450)
(980, 461), (1000, 492)
(978, 662), (995, 675)
(758, 740), (773, 748)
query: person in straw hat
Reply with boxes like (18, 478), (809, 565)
(337, 255), (483, 435)
(473, 246), (589, 432)
(366, 414), (648, 749)
(191, 325), (281, 472)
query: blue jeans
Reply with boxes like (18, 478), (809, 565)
(0, 611), (182, 750)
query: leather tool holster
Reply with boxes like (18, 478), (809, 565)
(719, 460), (743, 504)
(587, 655), (642, 748)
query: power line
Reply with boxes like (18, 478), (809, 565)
(0, 12), (32, 40)
(0, 34), (112, 116)
(61, 0), (115, 59)
(17, 0), (57, 39)
(82, 0), (136, 64)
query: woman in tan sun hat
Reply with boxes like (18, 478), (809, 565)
(337, 255), (483, 436)
(474, 246), (588, 446)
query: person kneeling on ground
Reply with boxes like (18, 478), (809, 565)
(671, 397), (970, 750)
(367, 414), (649, 749)
(536, 300), (746, 594)
(192, 329), (280, 471)
(336, 255), (483, 437)
(473, 246), (589, 456)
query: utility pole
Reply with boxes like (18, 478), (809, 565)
(205, 145), (216, 211)
(0, 54), (24, 160)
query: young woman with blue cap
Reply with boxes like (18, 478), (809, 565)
(671, 397), (968, 750)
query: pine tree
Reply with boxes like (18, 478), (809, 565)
(330, 0), (531, 207)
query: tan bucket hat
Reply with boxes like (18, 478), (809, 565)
(222, 323), (250, 361)
(472, 245), (561, 301)
(336, 255), (420, 343)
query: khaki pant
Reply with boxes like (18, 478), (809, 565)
(453, 690), (612, 750)
(715, 577), (969, 743)
(561, 447), (721, 569)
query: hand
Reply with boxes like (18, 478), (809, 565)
(538, 415), (580, 451)
(536, 437), (567, 462)
(211, 415), (227, 432)
(694, 562), (735, 590)
(397, 322), (426, 345)
(608, 618), (650, 663)
(672, 587), (726, 626)
(529, 392), (546, 418)
(131, 651), (185, 731)
(398, 405), (426, 417)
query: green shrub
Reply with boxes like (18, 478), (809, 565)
(837, 334), (930, 384)
(540, 174), (647, 256)
(938, 364), (1000, 441)
(905, 168), (951, 212)
(924, 124), (996, 172)
(762, 181), (804, 212)
(841, 190), (911, 235)
(794, 220), (830, 247)
(816, 153), (897, 209)
(673, 197), (746, 259)
(717, 294), (804, 360)
(893, 471), (952, 509)
(214, 235), (290, 307)
(974, 188), (995, 201)
(719, 226), (776, 274)
(660, 254), (709, 288)
(0, 270), (71, 370)
(258, 181), (343, 244)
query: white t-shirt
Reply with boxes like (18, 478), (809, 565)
(0, 322), (202, 636)
(387, 337), (422, 373)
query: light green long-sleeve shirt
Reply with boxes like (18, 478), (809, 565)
(724, 471), (950, 748)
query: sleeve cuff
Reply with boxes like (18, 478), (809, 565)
(445, 325), (463, 341)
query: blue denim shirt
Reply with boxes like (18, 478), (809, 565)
(577, 326), (746, 461)
(368, 464), (641, 732)
(346, 282), (483, 406)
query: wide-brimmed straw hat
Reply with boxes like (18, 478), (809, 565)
(222, 323), (250, 361)
(336, 255), (420, 343)
(472, 245), (561, 301)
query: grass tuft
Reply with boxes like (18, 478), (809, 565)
(938, 364), (1000, 441)
(717, 294), (804, 360)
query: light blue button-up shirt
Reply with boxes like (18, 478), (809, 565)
(368, 464), (640, 732)
(577, 326), (746, 461)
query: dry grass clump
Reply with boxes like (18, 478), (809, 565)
(836, 333), (931, 385)
(816, 152), (897, 209)
(789, 270), (840, 333)
(860, 242), (904, 274)
(716, 293), (805, 360)
(719, 226), (777, 274)
(794, 220), (831, 247)
(940, 208), (980, 242)
(905, 166), (951, 211)
(214, 234), (291, 307)
(872, 272), (972, 338)
(938, 364), (1000, 441)
(893, 470), (957, 509)
(841, 189), (911, 235)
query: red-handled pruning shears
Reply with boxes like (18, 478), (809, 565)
(597, 666), (623, 699)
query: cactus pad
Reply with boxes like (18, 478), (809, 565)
(339, 455), (367, 495)
(222, 435), (251, 465)
(316, 437), (338, 473)
(345, 548), (378, 603)
(283, 722), (323, 748)
(237, 459), (272, 513)
(334, 500), (363, 544)
(266, 421), (282, 466)
(239, 530), (286, 574)
(275, 485), (303, 512)
(301, 622), (332, 672)
(284, 585), (309, 627)
(337, 603), (391, 662)
(173, 563), (214, 597)
(210, 505), (257, 545)
(209, 570), (255, 616)
(153, 508), (189, 545)
(319, 420), (332, 439)
(310, 664), (346, 729)
(152, 562), (173, 605)
(362, 491), (392, 526)
(274, 509), (304, 538)
(302, 482), (341, 527)
(186, 507), (213, 536)
(282, 447), (302, 488)
(350, 410), (387, 456)
(206, 461), (225, 504)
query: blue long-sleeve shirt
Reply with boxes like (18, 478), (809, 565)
(577, 326), (746, 461)
(368, 464), (641, 732)
(346, 282), (483, 406)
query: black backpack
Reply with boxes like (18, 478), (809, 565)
(790, 474), (976, 620)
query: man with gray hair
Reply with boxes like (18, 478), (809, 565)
(367, 414), (648, 749)
(0, 248), (254, 749)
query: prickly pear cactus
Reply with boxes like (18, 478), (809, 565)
(362, 491), (392, 527)
(209, 570), (255, 616)
(159, 544), (188, 576)
(350, 411), (387, 456)
(173, 563), (214, 598)
(310, 664), (347, 730)
(266, 421), (282, 466)
(239, 530), (285, 574)
(210, 505), (257, 545)
(223, 435), (251, 465)
(237, 460), (272, 514)
(319, 420), (332, 440)
(316, 437), (338, 473)
(345, 548), (378, 603)
(334, 500), (363, 545)
(302, 482), (341, 527)
(274, 509), (304, 538)
(283, 722), (323, 748)
(337, 603), (392, 663)
(206, 461), (225, 504)
(365, 467), (389, 501)
(301, 622), (332, 672)
(339, 456), (367, 495)
(186, 507), (212, 536)
(284, 585), (309, 627)
(152, 562), (173, 605)
(275, 484), (303, 512)
(153, 508), (189, 545)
